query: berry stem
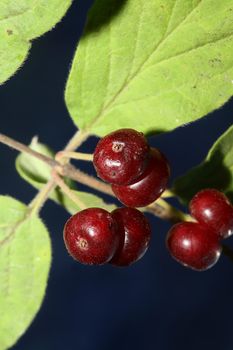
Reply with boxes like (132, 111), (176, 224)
(51, 169), (87, 210)
(56, 151), (93, 163)
(161, 189), (175, 198)
(146, 198), (192, 223)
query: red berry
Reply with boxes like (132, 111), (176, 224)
(110, 207), (151, 266)
(190, 189), (233, 239)
(63, 208), (119, 265)
(111, 148), (170, 207)
(93, 128), (149, 185)
(166, 222), (222, 271)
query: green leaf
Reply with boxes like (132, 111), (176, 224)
(173, 125), (233, 204)
(15, 137), (66, 205)
(16, 137), (76, 206)
(0, 196), (51, 350)
(16, 138), (116, 213)
(16, 137), (54, 187)
(0, 32), (29, 84)
(65, 0), (233, 136)
(0, 0), (72, 84)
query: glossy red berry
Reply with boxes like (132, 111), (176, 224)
(110, 207), (151, 266)
(93, 128), (150, 185)
(166, 222), (222, 271)
(190, 189), (233, 239)
(63, 208), (119, 265)
(111, 148), (170, 207)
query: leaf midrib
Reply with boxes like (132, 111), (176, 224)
(0, 212), (30, 249)
(86, 0), (204, 131)
(100, 36), (233, 110)
(0, 8), (30, 23)
(0, 0), (39, 23)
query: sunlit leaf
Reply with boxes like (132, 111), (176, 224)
(66, 0), (233, 136)
(0, 196), (51, 350)
(0, 0), (72, 84)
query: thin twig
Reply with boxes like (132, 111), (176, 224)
(61, 163), (114, 196)
(29, 179), (56, 216)
(0, 133), (58, 167)
(51, 169), (87, 210)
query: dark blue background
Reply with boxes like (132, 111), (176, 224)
(0, 1), (233, 349)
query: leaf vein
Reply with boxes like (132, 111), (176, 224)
(127, 0), (145, 79)
(141, 31), (233, 77)
(0, 213), (29, 249)
(4, 244), (12, 298)
(107, 61), (233, 109)
(87, 0), (204, 130)
(163, 0), (179, 37)
(80, 40), (87, 114)
(0, 9), (29, 23)
(103, 16), (113, 109)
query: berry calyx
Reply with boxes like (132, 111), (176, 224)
(93, 128), (150, 185)
(110, 207), (151, 266)
(63, 208), (119, 265)
(111, 148), (170, 207)
(189, 189), (233, 239)
(166, 221), (222, 271)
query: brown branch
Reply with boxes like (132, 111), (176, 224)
(0, 133), (57, 167)
(61, 163), (114, 196)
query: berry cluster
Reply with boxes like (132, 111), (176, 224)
(63, 128), (233, 272)
(93, 129), (170, 207)
(63, 128), (169, 267)
(63, 207), (151, 266)
(166, 189), (233, 271)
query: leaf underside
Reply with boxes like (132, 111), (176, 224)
(15, 137), (64, 204)
(65, 0), (233, 136)
(16, 138), (116, 213)
(0, 0), (72, 84)
(173, 125), (233, 204)
(0, 196), (51, 350)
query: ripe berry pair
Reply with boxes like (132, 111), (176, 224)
(93, 128), (170, 207)
(63, 207), (151, 266)
(64, 128), (164, 267)
(166, 189), (233, 271)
